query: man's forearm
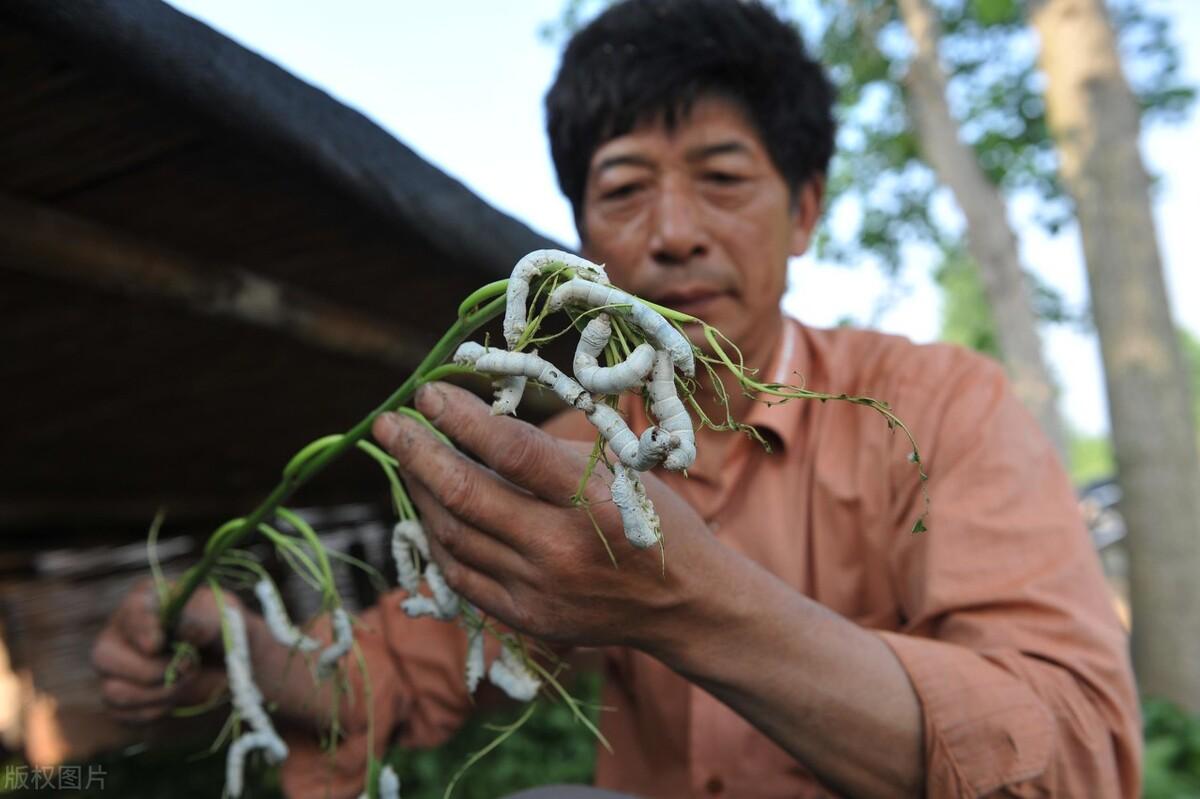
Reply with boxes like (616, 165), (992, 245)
(636, 548), (925, 799)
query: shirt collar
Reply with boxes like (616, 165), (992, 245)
(739, 316), (811, 454)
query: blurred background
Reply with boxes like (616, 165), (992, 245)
(1, 0), (1197, 796)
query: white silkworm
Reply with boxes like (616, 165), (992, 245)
(400, 595), (441, 619)
(424, 562), (460, 620)
(648, 350), (696, 471)
(316, 607), (353, 679)
(392, 519), (428, 594)
(573, 314), (657, 394)
(226, 730), (288, 798)
(464, 622), (485, 694)
(487, 644), (542, 702)
(254, 579), (320, 653)
(455, 342), (595, 413)
(490, 374), (527, 416)
(401, 563), (458, 621)
(378, 764), (401, 799)
(547, 278), (694, 377)
(610, 463), (660, 549)
(587, 404), (675, 471)
(504, 249), (609, 348)
(222, 605), (289, 799)
(223, 606), (277, 735)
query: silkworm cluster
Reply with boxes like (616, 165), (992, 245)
(460, 250), (697, 552)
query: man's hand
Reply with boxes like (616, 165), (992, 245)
(371, 382), (718, 651)
(91, 579), (230, 725)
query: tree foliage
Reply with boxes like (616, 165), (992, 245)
(815, 0), (1193, 280)
(934, 247), (999, 358)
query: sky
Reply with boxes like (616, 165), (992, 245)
(166, 0), (1200, 436)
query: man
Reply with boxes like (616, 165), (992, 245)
(93, 1), (1140, 796)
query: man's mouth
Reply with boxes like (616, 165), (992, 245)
(651, 287), (728, 317)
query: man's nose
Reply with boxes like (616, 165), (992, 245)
(649, 181), (708, 265)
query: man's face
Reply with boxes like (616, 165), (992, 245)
(579, 96), (821, 359)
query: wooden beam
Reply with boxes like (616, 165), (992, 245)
(0, 192), (432, 367)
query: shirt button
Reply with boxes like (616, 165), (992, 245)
(704, 775), (724, 795)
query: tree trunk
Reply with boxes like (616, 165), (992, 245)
(897, 0), (1067, 460)
(1032, 0), (1200, 710)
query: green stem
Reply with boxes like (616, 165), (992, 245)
(276, 507), (337, 606)
(160, 292), (508, 636)
(457, 280), (509, 319)
(639, 298), (697, 324)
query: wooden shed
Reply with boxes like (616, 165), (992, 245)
(0, 0), (564, 766)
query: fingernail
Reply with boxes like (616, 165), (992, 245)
(415, 383), (446, 420)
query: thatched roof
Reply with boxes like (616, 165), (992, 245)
(0, 0), (564, 538)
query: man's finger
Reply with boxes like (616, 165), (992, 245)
(408, 480), (533, 582)
(111, 704), (172, 726)
(115, 581), (166, 655)
(375, 412), (575, 553)
(99, 675), (184, 710)
(414, 382), (593, 505)
(91, 634), (173, 686)
(425, 530), (519, 627)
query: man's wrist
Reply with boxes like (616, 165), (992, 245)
(627, 536), (751, 672)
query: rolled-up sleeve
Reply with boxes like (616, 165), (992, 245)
(879, 352), (1141, 797)
(280, 590), (485, 798)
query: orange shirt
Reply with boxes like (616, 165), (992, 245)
(281, 318), (1141, 798)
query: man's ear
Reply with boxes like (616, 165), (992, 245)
(789, 176), (825, 257)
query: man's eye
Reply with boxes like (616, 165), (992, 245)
(602, 183), (643, 201)
(704, 172), (745, 185)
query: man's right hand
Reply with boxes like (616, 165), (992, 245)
(91, 578), (232, 725)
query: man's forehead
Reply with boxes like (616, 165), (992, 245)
(588, 99), (767, 172)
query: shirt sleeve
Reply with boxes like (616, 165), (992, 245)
(279, 590), (486, 799)
(877, 351), (1141, 798)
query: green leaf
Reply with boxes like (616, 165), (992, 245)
(970, 0), (1019, 26)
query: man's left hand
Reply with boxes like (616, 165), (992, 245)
(371, 382), (716, 651)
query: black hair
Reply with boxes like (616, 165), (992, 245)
(545, 0), (835, 228)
